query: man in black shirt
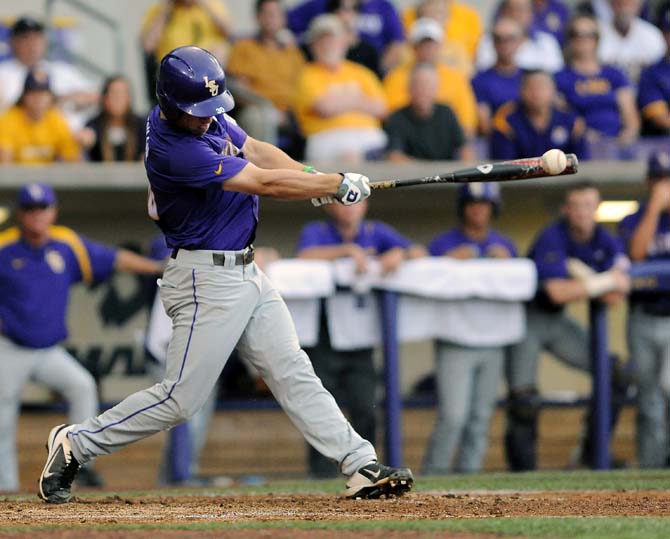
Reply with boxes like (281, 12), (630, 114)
(384, 62), (474, 162)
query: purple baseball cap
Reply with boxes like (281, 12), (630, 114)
(17, 183), (57, 208)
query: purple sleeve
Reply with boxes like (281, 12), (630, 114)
(82, 237), (117, 283)
(149, 235), (171, 261)
(296, 222), (331, 252)
(568, 119), (590, 160)
(380, 2), (404, 46)
(168, 138), (248, 187)
(530, 230), (568, 280)
(428, 232), (459, 256)
(618, 213), (638, 251)
(607, 66), (630, 92)
(372, 222), (412, 253)
(222, 114), (248, 149)
(471, 72), (489, 104)
(637, 66), (663, 108)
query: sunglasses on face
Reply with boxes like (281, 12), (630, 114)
(493, 33), (521, 42)
(568, 30), (599, 39)
(20, 204), (50, 211)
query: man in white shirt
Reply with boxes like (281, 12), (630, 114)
(476, 0), (564, 73)
(0, 17), (98, 130)
(598, 0), (667, 81)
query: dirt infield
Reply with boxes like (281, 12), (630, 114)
(1, 490), (668, 534)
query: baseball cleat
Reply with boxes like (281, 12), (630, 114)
(344, 461), (414, 499)
(38, 424), (80, 503)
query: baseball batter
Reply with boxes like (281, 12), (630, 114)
(38, 45), (413, 503)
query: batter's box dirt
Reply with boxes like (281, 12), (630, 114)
(1, 490), (668, 532)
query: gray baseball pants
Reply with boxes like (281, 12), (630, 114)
(422, 342), (503, 474)
(0, 336), (97, 491)
(628, 305), (670, 468)
(68, 251), (376, 476)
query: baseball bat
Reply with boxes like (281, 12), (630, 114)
(369, 154), (579, 190)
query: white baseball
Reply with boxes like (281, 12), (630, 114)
(541, 149), (567, 175)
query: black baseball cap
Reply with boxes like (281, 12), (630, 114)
(11, 16), (45, 37)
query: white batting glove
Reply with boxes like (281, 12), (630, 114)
(335, 172), (371, 206)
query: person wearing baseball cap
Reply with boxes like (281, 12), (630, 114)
(619, 150), (670, 468)
(0, 15), (98, 128)
(0, 69), (81, 163)
(637, 1), (670, 135)
(383, 17), (477, 136)
(0, 183), (164, 492)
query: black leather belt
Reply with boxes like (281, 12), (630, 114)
(170, 246), (255, 266)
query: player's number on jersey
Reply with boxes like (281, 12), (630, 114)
(147, 187), (159, 221)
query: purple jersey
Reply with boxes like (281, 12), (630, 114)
(0, 226), (117, 348)
(555, 65), (630, 137)
(471, 67), (522, 114)
(637, 58), (670, 135)
(531, 0), (570, 45)
(529, 219), (624, 312)
(491, 105), (590, 160)
(287, 0), (404, 53)
(296, 220), (411, 254)
(428, 228), (517, 258)
(620, 204), (670, 310)
(145, 107), (256, 250)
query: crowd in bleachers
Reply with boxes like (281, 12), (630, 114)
(0, 0), (668, 166)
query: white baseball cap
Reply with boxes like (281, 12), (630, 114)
(409, 17), (444, 44)
(307, 14), (345, 44)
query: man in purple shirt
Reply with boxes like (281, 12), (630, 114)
(0, 183), (162, 493)
(38, 46), (413, 503)
(619, 150), (670, 467)
(423, 183), (517, 475)
(505, 182), (630, 471)
(297, 200), (424, 477)
(491, 70), (590, 160)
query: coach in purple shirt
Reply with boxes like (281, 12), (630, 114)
(297, 200), (424, 477)
(0, 183), (162, 492)
(423, 183), (516, 476)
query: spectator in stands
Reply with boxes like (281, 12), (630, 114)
(637, 1), (670, 135)
(226, 0), (305, 146)
(0, 70), (81, 164)
(401, 0), (483, 62)
(423, 183), (516, 475)
(384, 62), (474, 162)
(141, 0), (231, 104)
(383, 18), (477, 137)
(0, 16), (97, 131)
(598, 0), (666, 81)
(287, 0), (405, 72)
(326, 0), (381, 76)
(471, 17), (524, 136)
(506, 182), (630, 471)
(296, 200), (425, 477)
(476, 0), (564, 73)
(491, 70), (590, 160)
(619, 150), (670, 468)
(80, 76), (146, 162)
(0, 183), (163, 493)
(400, 0), (476, 77)
(532, 0), (571, 45)
(555, 14), (639, 146)
(293, 14), (387, 162)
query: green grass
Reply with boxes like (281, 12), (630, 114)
(5, 518), (670, 539)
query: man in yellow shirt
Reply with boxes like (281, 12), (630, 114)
(0, 71), (81, 164)
(141, 0), (231, 103)
(294, 14), (387, 162)
(227, 0), (305, 145)
(402, 0), (483, 61)
(383, 17), (477, 137)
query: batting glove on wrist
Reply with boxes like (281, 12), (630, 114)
(335, 173), (371, 205)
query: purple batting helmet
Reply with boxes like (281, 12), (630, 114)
(156, 46), (235, 120)
(457, 182), (501, 219)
